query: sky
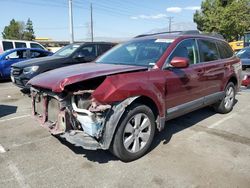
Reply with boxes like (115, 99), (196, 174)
(0, 0), (203, 41)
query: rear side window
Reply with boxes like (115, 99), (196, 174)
(78, 45), (97, 57)
(2, 41), (14, 51)
(98, 44), (113, 55)
(6, 50), (28, 59)
(30, 50), (48, 58)
(15, 42), (27, 48)
(30, 43), (44, 49)
(198, 39), (220, 62)
(217, 42), (234, 59)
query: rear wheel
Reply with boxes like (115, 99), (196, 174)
(213, 82), (235, 114)
(111, 104), (155, 162)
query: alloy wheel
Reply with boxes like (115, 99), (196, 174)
(123, 113), (152, 153)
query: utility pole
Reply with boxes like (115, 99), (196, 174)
(167, 17), (174, 32)
(69, 0), (74, 43)
(90, 3), (94, 42)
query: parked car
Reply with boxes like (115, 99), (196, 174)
(0, 48), (52, 80)
(242, 72), (250, 88)
(236, 47), (250, 70)
(0, 39), (46, 53)
(11, 42), (116, 91)
(28, 31), (241, 162)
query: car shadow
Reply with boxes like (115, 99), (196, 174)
(57, 136), (118, 163)
(56, 102), (239, 163)
(0, 79), (11, 83)
(150, 107), (216, 148)
(0, 105), (17, 118)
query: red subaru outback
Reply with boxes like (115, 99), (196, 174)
(28, 31), (242, 161)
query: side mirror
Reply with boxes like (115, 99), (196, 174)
(170, 57), (189, 68)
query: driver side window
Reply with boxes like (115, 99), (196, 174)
(78, 45), (97, 57)
(6, 50), (27, 59)
(167, 39), (198, 66)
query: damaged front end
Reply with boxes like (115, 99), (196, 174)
(31, 87), (114, 150)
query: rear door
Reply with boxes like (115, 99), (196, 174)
(164, 39), (205, 115)
(196, 39), (225, 97)
(2, 49), (28, 77)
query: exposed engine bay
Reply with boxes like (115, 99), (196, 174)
(30, 86), (138, 150)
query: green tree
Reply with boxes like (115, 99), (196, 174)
(23, 18), (35, 40)
(2, 19), (24, 40)
(2, 18), (35, 40)
(194, 0), (250, 41)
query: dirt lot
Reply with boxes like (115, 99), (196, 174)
(0, 81), (250, 188)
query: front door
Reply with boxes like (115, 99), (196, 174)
(163, 39), (205, 117)
(2, 50), (28, 77)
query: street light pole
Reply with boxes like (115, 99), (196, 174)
(90, 3), (94, 42)
(69, 0), (74, 43)
(167, 17), (174, 32)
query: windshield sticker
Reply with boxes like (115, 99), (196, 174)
(155, 39), (174, 43)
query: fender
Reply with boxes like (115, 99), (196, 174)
(92, 70), (166, 117)
(100, 96), (139, 149)
(221, 58), (241, 91)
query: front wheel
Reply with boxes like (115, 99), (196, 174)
(213, 82), (235, 114)
(111, 104), (156, 162)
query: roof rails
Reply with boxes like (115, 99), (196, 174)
(135, 31), (183, 38)
(135, 30), (224, 40)
(134, 30), (200, 38)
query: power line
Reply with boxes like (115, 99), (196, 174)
(4, 0), (68, 8)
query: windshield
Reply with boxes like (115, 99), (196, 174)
(236, 48), (250, 59)
(96, 39), (172, 67)
(53, 44), (80, 57)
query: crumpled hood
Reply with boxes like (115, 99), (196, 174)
(28, 63), (147, 92)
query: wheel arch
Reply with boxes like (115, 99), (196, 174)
(223, 74), (238, 91)
(130, 95), (159, 119)
(100, 95), (164, 150)
(227, 76), (238, 88)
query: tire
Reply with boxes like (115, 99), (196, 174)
(111, 104), (156, 162)
(213, 82), (235, 114)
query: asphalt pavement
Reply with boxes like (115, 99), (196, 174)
(0, 81), (250, 188)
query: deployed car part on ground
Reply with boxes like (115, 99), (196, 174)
(242, 72), (250, 88)
(11, 42), (116, 91)
(28, 30), (242, 162)
(0, 48), (52, 80)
